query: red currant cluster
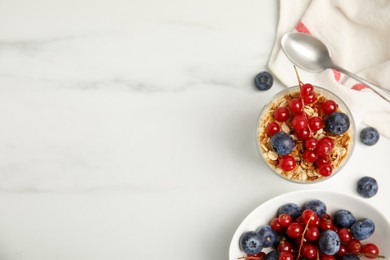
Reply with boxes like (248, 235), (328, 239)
(265, 82), (338, 175)
(267, 210), (381, 259)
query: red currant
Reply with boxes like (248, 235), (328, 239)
(301, 83), (314, 96)
(271, 218), (284, 233)
(320, 255), (335, 260)
(274, 107), (290, 122)
(288, 98), (303, 114)
(362, 243), (380, 259)
(304, 137), (318, 151)
(317, 142), (332, 157)
(277, 240), (292, 253)
(322, 100), (337, 115)
(318, 163), (333, 177)
(319, 137), (334, 149)
(348, 239), (362, 255)
(279, 156), (296, 172)
(315, 156), (330, 167)
(305, 226), (320, 241)
(296, 128), (310, 140)
(301, 209), (319, 226)
(337, 228), (352, 243)
(292, 113), (308, 131)
(319, 219), (335, 231)
(266, 122), (280, 137)
(301, 243), (318, 259)
(303, 150), (318, 163)
(286, 222), (303, 238)
(303, 93), (317, 104)
(336, 244), (348, 256)
(279, 251), (294, 260)
(278, 214), (292, 227)
(308, 116), (323, 132)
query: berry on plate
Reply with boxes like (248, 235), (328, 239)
(239, 231), (263, 255)
(350, 218), (375, 240)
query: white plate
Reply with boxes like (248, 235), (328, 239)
(229, 190), (390, 260)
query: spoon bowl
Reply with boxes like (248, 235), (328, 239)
(281, 32), (333, 72)
(281, 32), (390, 103)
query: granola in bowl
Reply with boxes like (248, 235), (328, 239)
(256, 85), (355, 183)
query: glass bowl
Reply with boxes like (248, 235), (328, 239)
(256, 85), (355, 183)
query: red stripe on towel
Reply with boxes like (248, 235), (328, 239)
(295, 21), (311, 34)
(332, 69), (341, 81)
(351, 83), (368, 91)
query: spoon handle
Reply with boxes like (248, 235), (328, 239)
(334, 66), (390, 103)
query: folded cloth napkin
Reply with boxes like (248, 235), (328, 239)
(268, 0), (390, 138)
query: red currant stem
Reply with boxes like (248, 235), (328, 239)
(237, 256), (262, 260)
(293, 65), (313, 137)
(293, 65), (304, 87)
(297, 212), (314, 259)
(359, 253), (386, 259)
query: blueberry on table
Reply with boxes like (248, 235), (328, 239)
(360, 127), (380, 146)
(325, 112), (350, 135)
(254, 71), (273, 90)
(270, 132), (295, 156)
(303, 199), (327, 217)
(357, 176), (378, 198)
(350, 218), (375, 240)
(239, 231), (263, 255)
(277, 202), (302, 219)
(318, 230), (340, 255)
(333, 209), (356, 228)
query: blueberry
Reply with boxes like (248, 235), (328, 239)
(277, 203), (302, 219)
(239, 231), (263, 255)
(270, 132), (295, 156)
(357, 176), (378, 198)
(333, 209), (356, 228)
(339, 254), (360, 260)
(350, 218), (375, 240)
(360, 127), (380, 146)
(254, 71), (273, 91)
(303, 199), (327, 217)
(256, 225), (277, 247)
(325, 112), (350, 135)
(318, 230), (340, 255)
(264, 250), (279, 260)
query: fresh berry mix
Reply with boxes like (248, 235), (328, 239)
(238, 199), (382, 260)
(360, 127), (380, 146)
(257, 69), (352, 182)
(255, 71), (274, 91)
(356, 176), (378, 198)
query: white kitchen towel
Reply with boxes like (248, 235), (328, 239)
(268, 0), (390, 138)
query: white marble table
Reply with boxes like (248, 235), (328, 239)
(0, 1), (389, 259)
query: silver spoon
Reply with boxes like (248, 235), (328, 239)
(281, 32), (390, 103)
